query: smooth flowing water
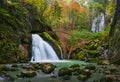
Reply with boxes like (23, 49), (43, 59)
(91, 13), (105, 33)
(31, 34), (59, 62)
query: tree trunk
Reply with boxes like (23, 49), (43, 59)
(108, 0), (120, 64)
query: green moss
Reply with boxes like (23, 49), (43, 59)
(58, 67), (72, 77)
(0, 65), (11, 71)
(77, 74), (87, 81)
(20, 71), (37, 77)
(86, 58), (102, 64)
(70, 64), (80, 68)
(41, 63), (56, 74)
(109, 60), (120, 65)
(86, 50), (100, 58)
(0, 0), (54, 63)
(40, 32), (62, 59)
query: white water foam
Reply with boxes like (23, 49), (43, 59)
(31, 34), (59, 62)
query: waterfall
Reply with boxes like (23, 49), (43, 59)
(91, 13), (105, 33)
(31, 34), (59, 62)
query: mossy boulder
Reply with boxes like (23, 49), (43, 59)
(86, 50), (100, 58)
(40, 32), (62, 59)
(86, 58), (102, 64)
(80, 69), (91, 76)
(70, 64), (80, 68)
(0, 65), (11, 71)
(70, 49), (87, 60)
(22, 65), (35, 70)
(84, 64), (96, 70)
(32, 63), (41, 69)
(58, 67), (72, 77)
(85, 40), (99, 50)
(20, 71), (36, 77)
(41, 63), (56, 74)
(77, 74), (88, 81)
(70, 64), (81, 75)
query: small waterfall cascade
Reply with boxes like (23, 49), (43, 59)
(91, 13), (105, 33)
(31, 34), (59, 62)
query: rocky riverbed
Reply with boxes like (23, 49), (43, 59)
(0, 60), (120, 82)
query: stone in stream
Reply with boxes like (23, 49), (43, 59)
(58, 67), (72, 77)
(41, 63), (56, 74)
(20, 71), (36, 77)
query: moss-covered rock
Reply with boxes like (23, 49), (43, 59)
(77, 74), (88, 81)
(70, 64), (80, 68)
(22, 65), (35, 70)
(58, 67), (72, 77)
(84, 64), (96, 70)
(32, 63), (41, 69)
(0, 65), (11, 71)
(86, 58), (102, 64)
(41, 63), (56, 74)
(20, 71), (36, 77)
(85, 40), (99, 50)
(86, 50), (100, 58)
(80, 69), (91, 76)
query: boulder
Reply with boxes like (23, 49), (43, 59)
(58, 67), (72, 77)
(41, 63), (56, 74)
(20, 71), (36, 77)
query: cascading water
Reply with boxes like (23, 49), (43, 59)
(31, 34), (59, 62)
(91, 13), (105, 33)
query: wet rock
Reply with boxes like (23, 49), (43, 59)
(41, 63), (56, 74)
(22, 65), (35, 70)
(99, 75), (115, 82)
(0, 65), (11, 71)
(32, 63), (41, 69)
(80, 69), (91, 76)
(60, 75), (70, 80)
(77, 74), (87, 81)
(20, 71), (36, 77)
(70, 64), (80, 68)
(58, 67), (72, 77)
(71, 68), (81, 76)
(12, 64), (18, 67)
(84, 64), (96, 70)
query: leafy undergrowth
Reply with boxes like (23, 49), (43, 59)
(67, 29), (107, 46)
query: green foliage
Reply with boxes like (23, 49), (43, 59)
(67, 29), (103, 46)
(0, 0), (52, 63)
(106, 1), (115, 16)
(0, 28), (19, 63)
